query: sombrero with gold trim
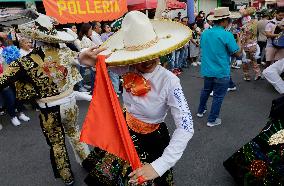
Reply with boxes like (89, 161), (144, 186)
(100, 11), (192, 66)
(18, 14), (76, 43)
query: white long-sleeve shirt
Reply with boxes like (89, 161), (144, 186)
(20, 48), (32, 57)
(111, 65), (194, 176)
(91, 31), (103, 46)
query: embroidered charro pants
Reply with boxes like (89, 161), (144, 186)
(39, 100), (90, 183)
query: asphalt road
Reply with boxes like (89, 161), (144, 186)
(0, 66), (280, 186)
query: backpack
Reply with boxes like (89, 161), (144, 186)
(270, 21), (284, 48)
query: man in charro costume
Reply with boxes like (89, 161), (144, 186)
(0, 14), (103, 185)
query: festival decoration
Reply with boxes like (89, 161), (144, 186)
(2, 46), (20, 65)
(42, 0), (128, 24)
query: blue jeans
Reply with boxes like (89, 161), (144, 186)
(0, 87), (24, 117)
(229, 77), (236, 88)
(79, 66), (95, 91)
(181, 46), (189, 67)
(197, 77), (230, 122)
(175, 50), (182, 69)
(90, 68), (95, 93)
(108, 70), (120, 94)
(169, 51), (176, 70)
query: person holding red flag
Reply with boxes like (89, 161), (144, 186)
(81, 11), (194, 186)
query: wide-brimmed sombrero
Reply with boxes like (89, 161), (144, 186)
(18, 14), (76, 43)
(101, 11), (192, 66)
(207, 7), (241, 21)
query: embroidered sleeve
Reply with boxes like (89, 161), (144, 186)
(70, 50), (80, 66)
(171, 87), (194, 132)
(0, 60), (24, 91)
(151, 80), (194, 177)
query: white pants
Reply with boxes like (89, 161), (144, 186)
(263, 58), (284, 94)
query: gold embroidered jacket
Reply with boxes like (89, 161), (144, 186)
(0, 46), (82, 100)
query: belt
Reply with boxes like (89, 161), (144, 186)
(37, 92), (76, 108)
(125, 111), (160, 134)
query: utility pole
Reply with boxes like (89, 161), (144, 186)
(188, 0), (195, 24)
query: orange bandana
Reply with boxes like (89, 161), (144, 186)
(122, 72), (151, 96)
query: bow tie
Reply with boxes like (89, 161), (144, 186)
(122, 72), (151, 96)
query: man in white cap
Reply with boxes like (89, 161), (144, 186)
(196, 7), (242, 127)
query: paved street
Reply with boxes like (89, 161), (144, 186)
(0, 66), (280, 186)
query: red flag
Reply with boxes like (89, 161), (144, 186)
(80, 55), (142, 171)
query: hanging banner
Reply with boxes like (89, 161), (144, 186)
(42, 0), (128, 24)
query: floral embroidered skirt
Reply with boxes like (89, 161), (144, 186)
(224, 96), (284, 185)
(82, 123), (174, 186)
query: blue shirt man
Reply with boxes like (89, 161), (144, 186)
(196, 7), (241, 127)
(200, 26), (239, 78)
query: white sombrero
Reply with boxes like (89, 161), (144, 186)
(207, 7), (241, 21)
(18, 14), (76, 43)
(101, 11), (192, 66)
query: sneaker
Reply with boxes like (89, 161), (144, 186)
(254, 75), (261, 81)
(210, 91), (213, 97)
(171, 69), (179, 76)
(11, 117), (21, 126)
(236, 60), (242, 66)
(0, 124), (3, 131)
(191, 62), (198, 67)
(83, 85), (91, 90)
(243, 76), (251, 81)
(79, 87), (89, 92)
(261, 74), (265, 80)
(18, 113), (30, 122)
(207, 118), (222, 127)
(227, 87), (237, 91)
(65, 180), (74, 186)
(261, 62), (266, 66)
(197, 110), (207, 118)
(173, 69), (181, 75)
(231, 64), (241, 69)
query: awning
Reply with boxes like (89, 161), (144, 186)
(167, 0), (186, 9)
(277, 0), (284, 7)
(127, 0), (186, 11)
(0, 9), (38, 27)
(127, 0), (157, 10)
(265, 0), (276, 3)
